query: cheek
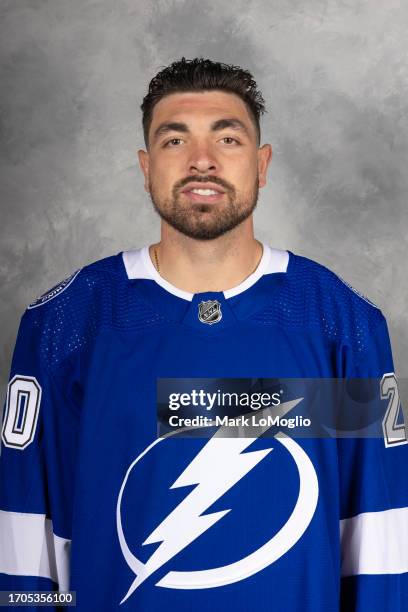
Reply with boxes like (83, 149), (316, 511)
(232, 160), (258, 189)
(150, 157), (182, 187)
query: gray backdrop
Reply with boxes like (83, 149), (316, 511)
(1, 0), (407, 402)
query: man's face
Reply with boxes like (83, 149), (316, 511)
(138, 90), (272, 240)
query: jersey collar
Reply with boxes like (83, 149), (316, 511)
(122, 242), (289, 301)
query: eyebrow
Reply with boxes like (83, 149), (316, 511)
(152, 117), (250, 142)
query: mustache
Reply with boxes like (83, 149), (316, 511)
(177, 176), (231, 191)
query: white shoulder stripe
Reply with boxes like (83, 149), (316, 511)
(340, 507), (408, 576)
(0, 510), (71, 589)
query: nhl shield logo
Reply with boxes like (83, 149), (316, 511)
(198, 300), (222, 325)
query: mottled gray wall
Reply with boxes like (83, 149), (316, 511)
(1, 0), (407, 401)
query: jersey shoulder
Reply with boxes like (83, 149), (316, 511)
(290, 251), (382, 306)
(256, 251), (385, 358)
(20, 251), (169, 371)
(291, 251), (385, 347)
(26, 252), (124, 316)
(21, 253), (127, 371)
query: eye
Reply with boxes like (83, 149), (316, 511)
(221, 137), (240, 145)
(163, 138), (184, 147)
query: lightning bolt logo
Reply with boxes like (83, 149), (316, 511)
(116, 399), (318, 603)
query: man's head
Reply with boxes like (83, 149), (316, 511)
(138, 57), (272, 241)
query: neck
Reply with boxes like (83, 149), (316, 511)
(149, 223), (263, 294)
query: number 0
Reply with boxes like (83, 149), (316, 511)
(1, 375), (42, 450)
(381, 372), (408, 448)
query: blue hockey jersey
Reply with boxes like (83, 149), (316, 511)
(1, 243), (407, 611)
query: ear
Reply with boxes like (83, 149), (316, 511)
(138, 149), (150, 193)
(257, 144), (272, 188)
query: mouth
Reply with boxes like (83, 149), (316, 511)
(181, 185), (226, 203)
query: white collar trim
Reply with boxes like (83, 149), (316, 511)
(122, 243), (289, 302)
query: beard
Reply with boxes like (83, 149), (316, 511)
(148, 175), (259, 241)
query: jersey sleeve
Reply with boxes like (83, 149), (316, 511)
(0, 307), (80, 604)
(338, 313), (408, 611)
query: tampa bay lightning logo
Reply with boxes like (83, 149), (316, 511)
(28, 269), (81, 309)
(116, 400), (319, 605)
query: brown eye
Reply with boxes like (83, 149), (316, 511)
(164, 138), (183, 147)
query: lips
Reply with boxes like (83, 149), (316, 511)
(181, 182), (226, 203)
(183, 191), (225, 203)
(181, 182), (226, 194)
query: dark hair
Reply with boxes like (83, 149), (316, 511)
(141, 57), (267, 148)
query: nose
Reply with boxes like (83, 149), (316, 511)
(187, 142), (218, 174)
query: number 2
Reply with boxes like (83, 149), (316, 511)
(381, 372), (408, 448)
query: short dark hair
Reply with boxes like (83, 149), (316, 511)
(141, 57), (267, 148)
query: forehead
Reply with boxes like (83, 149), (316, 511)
(150, 90), (253, 129)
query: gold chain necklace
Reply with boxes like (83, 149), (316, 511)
(153, 246), (160, 273)
(153, 242), (262, 279)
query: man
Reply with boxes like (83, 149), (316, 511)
(0, 57), (407, 611)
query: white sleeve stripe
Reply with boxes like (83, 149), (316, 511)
(0, 510), (71, 589)
(340, 507), (408, 576)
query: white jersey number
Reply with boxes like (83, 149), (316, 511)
(381, 372), (408, 448)
(1, 375), (42, 450)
